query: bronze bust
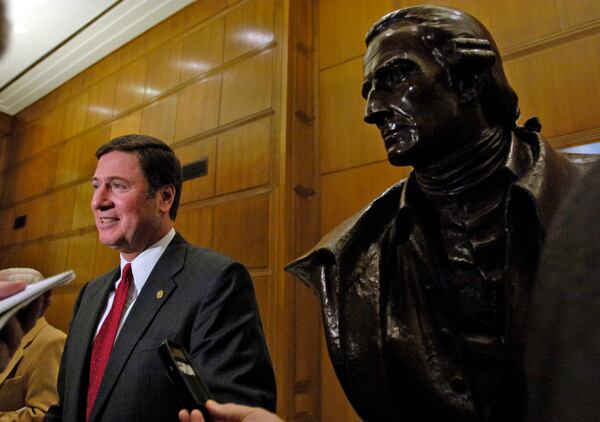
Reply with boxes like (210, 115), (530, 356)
(287, 6), (597, 422)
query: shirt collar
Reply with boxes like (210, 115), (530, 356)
(119, 228), (176, 294)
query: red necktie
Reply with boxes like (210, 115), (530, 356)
(86, 263), (132, 421)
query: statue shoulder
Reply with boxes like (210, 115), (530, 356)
(285, 179), (406, 289)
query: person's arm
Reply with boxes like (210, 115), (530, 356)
(179, 400), (283, 422)
(189, 262), (276, 410)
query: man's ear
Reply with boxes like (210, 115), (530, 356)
(158, 185), (176, 213)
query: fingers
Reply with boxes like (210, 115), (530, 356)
(179, 408), (205, 422)
(0, 280), (27, 299)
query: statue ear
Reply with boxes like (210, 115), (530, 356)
(457, 72), (486, 103)
(451, 37), (497, 103)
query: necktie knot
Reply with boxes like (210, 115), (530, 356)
(120, 263), (133, 290)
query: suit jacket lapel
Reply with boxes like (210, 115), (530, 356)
(66, 268), (118, 421)
(90, 235), (187, 421)
(0, 340), (24, 385)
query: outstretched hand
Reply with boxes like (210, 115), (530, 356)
(178, 400), (284, 422)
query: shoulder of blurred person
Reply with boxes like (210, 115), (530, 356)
(528, 158), (600, 422)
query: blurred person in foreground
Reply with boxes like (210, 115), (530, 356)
(0, 269), (66, 421)
(0, 0), (48, 374)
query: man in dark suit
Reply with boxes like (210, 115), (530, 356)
(45, 134), (276, 421)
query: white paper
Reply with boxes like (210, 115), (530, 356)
(0, 270), (76, 329)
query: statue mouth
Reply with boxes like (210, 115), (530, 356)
(382, 126), (416, 151)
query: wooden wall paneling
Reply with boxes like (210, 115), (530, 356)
(215, 117), (271, 195)
(27, 196), (51, 241)
(0, 207), (10, 248)
(144, 39), (184, 100)
(0, 245), (17, 268)
(219, 49), (274, 125)
(174, 75), (222, 142)
(46, 186), (77, 236)
(85, 74), (118, 129)
(140, 95), (178, 144)
(250, 274), (271, 347)
(319, 0), (395, 70)
(61, 91), (90, 140)
(57, 284), (83, 332)
(319, 57), (384, 173)
(176, 0), (228, 33)
(44, 287), (64, 331)
(55, 73), (85, 105)
(180, 18), (225, 83)
(65, 231), (97, 285)
(20, 241), (45, 271)
(7, 197), (48, 244)
(0, 241), (44, 272)
(400, 0), (477, 16)
(562, 0), (600, 28)
(175, 137), (217, 204)
(284, 0), (321, 419)
(113, 57), (148, 115)
(54, 138), (82, 187)
(212, 193), (270, 269)
(93, 237), (120, 276)
(41, 237), (70, 279)
(78, 127), (111, 178)
(319, 333), (361, 422)
(38, 102), (67, 151)
(110, 111), (142, 139)
(476, 0), (562, 51)
(12, 121), (41, 163)
(292, 283), (320, 419)
(71, 182), (95, 231)
(4, 149), (57, 204)
(321, 161), (409, 235)
(504, 34), (600, 141)
(175, 206), (213, 249)
(223, 0), (275, 62)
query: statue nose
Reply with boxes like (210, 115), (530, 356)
(364, 101), (389, 124)
(364, 89), (390, 124)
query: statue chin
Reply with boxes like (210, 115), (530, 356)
(386, 142), (418, 167)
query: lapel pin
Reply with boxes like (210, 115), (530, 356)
(156, 290), (164, 300)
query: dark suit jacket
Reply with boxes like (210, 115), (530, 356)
(45, 233), (276, 422)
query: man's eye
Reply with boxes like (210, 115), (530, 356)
(111, 183), (127, 192)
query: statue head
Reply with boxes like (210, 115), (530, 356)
(362, 6), (519, 168)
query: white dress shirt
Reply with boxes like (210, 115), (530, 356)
(94, 228), (176, 339)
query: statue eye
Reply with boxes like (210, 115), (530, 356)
(385, 70), (407, 87)
(380, 62), (414, 90)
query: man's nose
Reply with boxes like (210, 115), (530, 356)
(364, 90), (390, 125)
(91, 186), (112, 211)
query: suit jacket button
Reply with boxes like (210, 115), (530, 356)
(156, 290), (164, 299)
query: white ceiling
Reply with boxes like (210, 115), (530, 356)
(0, 0), (195, 115)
